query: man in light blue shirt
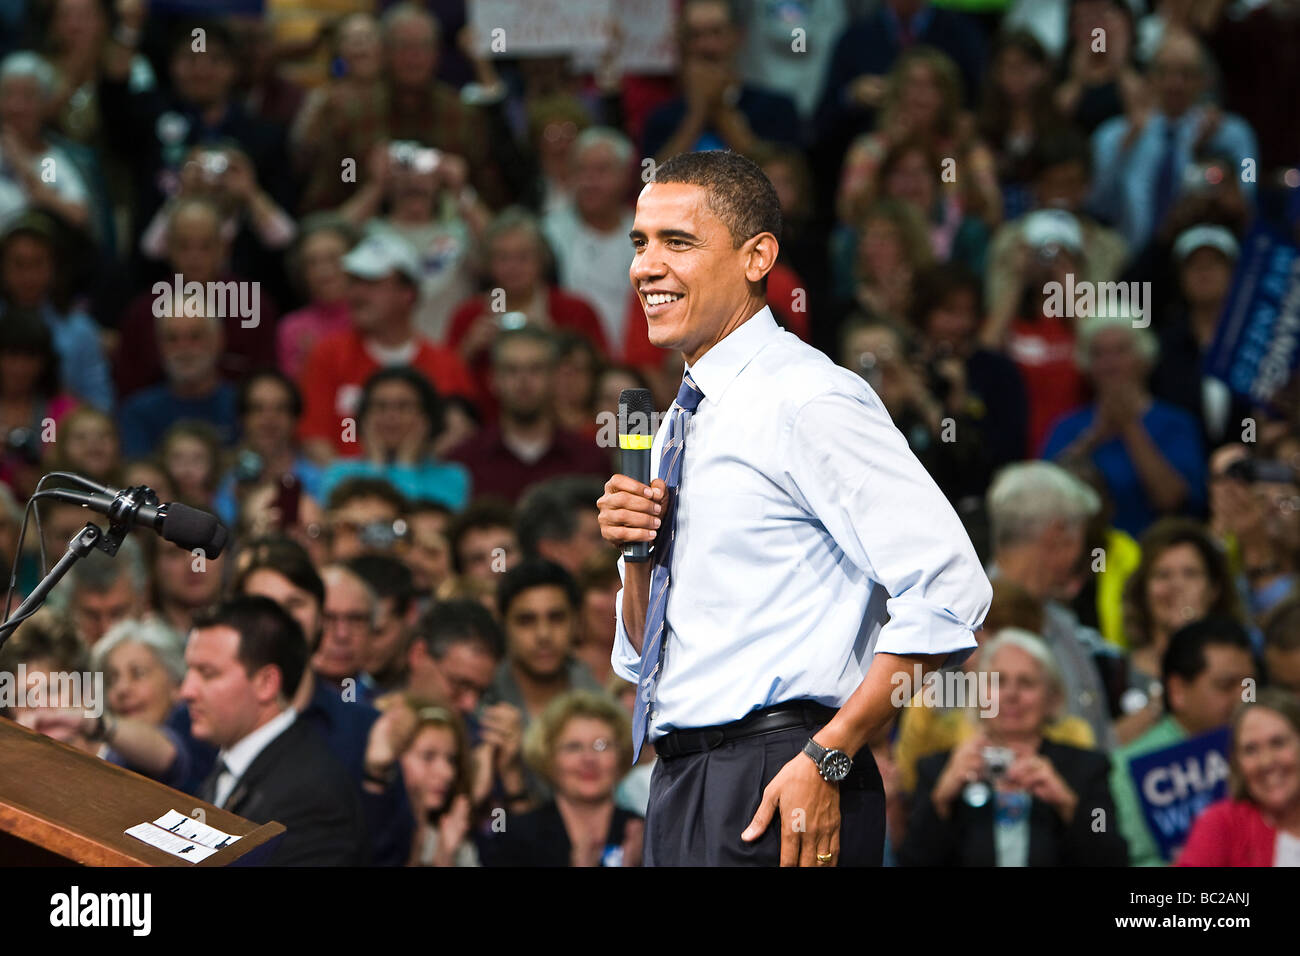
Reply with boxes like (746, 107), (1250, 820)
(597, 151), (991, 866)
(1089, 28), (1257, 253)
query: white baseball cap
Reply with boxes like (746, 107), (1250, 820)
(342, 231), (422, 283)
(1021, 209), (1084, 254)
(1172, 224), (1239, 263)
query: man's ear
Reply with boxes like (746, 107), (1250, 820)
(743, 232), (780, 285)
(253, 663), (284, 706)
(1165, 674), (1185, 715)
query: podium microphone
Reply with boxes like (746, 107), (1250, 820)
(619, 388), (655, 563)
(41, 484), (230, 557)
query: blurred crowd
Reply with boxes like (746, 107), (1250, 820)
(1, 0), (1299, 866)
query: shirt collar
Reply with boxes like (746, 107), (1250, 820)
(219, 707), (296, 780)
(683, 306), (780, 406)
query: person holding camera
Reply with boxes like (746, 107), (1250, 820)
(446, 207), (609, 424)
(337, 135), (489, 344)
(899, 629), (1128, 866)
(837, 314), (989, 510)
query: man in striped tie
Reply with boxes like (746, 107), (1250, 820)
(597, 150), (991, 866)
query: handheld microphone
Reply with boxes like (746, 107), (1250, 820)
(42, 484), (231, 557)
(619, 388), (655, 563)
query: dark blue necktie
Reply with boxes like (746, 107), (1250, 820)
(1153, 119), (1182, 231)
(632, 371), (704, 762)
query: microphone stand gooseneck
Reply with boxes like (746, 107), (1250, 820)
(0, 485), (161, 649)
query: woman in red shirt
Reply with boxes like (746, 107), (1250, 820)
(1177, 688), (1300, 867)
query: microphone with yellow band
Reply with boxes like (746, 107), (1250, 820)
(619, 387), (655, 563)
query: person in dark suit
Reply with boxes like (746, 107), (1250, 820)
(182, 596), (368, 866)
(899, 628), (1128, 866)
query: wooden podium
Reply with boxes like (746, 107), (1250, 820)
(0, 718), (285, 866)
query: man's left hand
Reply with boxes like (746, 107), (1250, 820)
(740, 752), (840, 866)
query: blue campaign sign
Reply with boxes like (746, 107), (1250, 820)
(1204, 222), (1300, 406)
(1127, 727), (1232, 862)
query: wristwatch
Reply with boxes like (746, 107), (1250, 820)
(803, 738), (852, 783)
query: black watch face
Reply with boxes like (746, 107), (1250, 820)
(821, 750), (852, 782)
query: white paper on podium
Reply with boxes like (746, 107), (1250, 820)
(124, 809), (243, 862)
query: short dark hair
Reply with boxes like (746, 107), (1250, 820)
(413, 598), (505, 661)
(327, 476), (408, 514)
(1028, 127), (1092, 182)
(908, 262), (982, 330)
(192, 596), (309, 701)
(497, 558), (580, 618)
(515, 476), (604, 556)
(237, 370), (303, 421)
(654, 150), (782, 249)
(447, 499), (516, 574)
(345, 553), (414, 616)
(233, 536), (326, 612)
(408, 499), (453, 520)
(1125, 519), (1242, 651)
(0, 307), (61, 398)
(357, 366), (444, 439)
(1162, 616), (1254, 699)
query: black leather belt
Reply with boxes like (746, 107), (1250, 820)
(654, 699), (839, 758)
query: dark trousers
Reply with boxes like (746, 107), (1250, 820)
(643, 716), (885, 866)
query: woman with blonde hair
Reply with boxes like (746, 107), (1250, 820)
(484, 690), (643, 866)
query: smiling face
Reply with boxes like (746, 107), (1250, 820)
(987, 643), (1055, 741)
(1146, 542), (1217, 641)
(1235, 706), (1300, 816)
(105, 640), (177, 726)
(630, 181), (775, 365)
(550, 715), (622, 803)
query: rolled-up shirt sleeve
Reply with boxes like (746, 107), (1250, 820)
(783, 382), (991, 666)
(611, 552), (643, 682)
